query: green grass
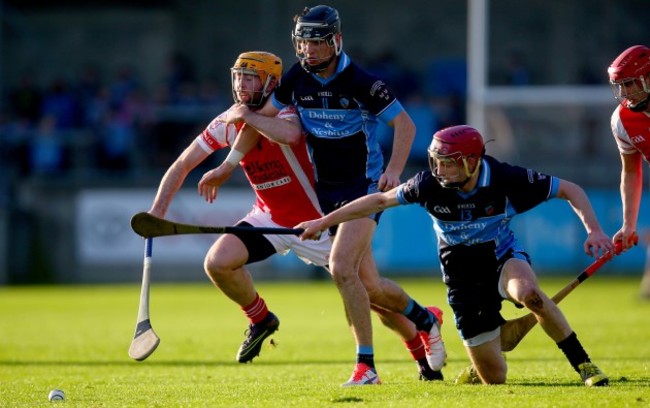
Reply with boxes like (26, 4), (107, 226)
(1, 276), (650, 407)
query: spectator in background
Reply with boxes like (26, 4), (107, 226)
(199, 76), (226, 108)
(174, 80), (202, 109)
(607, 45), (649, 297)
(95, 105), (135, 172)
(109, 65), (140, 111)
(9, 71), (42, 124)
(74, 63), (104, 126)
(84, 86), (112, 129)
(29, 115), (67, 175)
(40, 77), (79, 129)
(504, 50), (530, 86)
(0, 111), (33, 176)
(165, 51), (197, 104)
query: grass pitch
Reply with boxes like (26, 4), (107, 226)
(1, 276), (649, 407)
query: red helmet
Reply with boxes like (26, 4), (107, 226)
(608, 45), (650, 112)
(428, 125), (485, 188)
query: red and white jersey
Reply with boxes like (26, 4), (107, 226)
(611, 105), (650, 162)
(196, 105), (323, 227)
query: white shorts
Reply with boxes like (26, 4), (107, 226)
(463, 326), (500, 347)
(241, 208), (331, 267)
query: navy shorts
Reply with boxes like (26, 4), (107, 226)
(316, 177), (382, 236)
(230, 221), (276, 264)
(440, 241), (529, 340)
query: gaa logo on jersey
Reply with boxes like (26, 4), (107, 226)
(433, 205), (451, 214)
(340, 97), (349, 108)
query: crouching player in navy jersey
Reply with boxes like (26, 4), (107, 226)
(296, 125), (614, 387)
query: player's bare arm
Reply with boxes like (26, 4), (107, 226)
(198, 161), (235, 204)
(229, 103), (303, 146)
(615, 151), (643, 248)
(150, 142), (209, 217)
(555, 178), (614, 256)
(226, 97), (285, 160)
(198, 123), (269, 203)
(297, 188), (401, 240)
(379, 110), (416, 191)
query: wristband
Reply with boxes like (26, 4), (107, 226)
(224, 149), (244, 166)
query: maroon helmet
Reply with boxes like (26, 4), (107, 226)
(608, 45), (650, 112)
(428, 125), (485, 189)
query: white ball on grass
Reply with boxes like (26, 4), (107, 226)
(48, 389), (65, 401)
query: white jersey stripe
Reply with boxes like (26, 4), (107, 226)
(279, 144), (323, 216)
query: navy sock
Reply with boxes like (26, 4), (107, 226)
(357, 345), (375, 368)
(404, 299), (434, 332)
(557, 331), (590, 372)
(357, 353), (375, 368)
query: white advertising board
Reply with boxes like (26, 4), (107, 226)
(76, 188), (255, 265)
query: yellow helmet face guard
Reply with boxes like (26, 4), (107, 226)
(428, 150), (477, 189)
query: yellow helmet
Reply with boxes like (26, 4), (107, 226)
(231, 51), (283, 107)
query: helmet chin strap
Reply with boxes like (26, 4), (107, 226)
(435, 175), (472, 190)
(628, 95), (650, 112)
(300, 53), (336, 74)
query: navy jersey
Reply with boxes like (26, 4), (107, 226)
(271, 52), (405, 184)
(396, 155), (559, 259)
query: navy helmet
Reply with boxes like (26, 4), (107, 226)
(292, 5), (342, 73)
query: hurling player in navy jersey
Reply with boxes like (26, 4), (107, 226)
(296, 125), (614, 387)
(220, 5), (446, 386)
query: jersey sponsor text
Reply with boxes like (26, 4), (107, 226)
(252, 177), (291, 190)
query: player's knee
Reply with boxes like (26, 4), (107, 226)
(480, 370), (507, 384)
(330, 270), (356, 288)
(329, 259), (357, 286)
(203, 253), (236, 281)
(475, 359), (507, 384)
(522, 288), (545, 313)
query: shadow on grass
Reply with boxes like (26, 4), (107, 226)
(0, 358), (384, 366)
(512, 377), (650, 387)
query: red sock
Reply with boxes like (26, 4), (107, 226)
(242, 293), (268, 325)
(404, 334), (426, 361)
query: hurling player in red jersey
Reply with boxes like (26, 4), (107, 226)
(608, 45), (650, 297)
(148, 51), (445, 380)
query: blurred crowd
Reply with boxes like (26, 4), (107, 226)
(0, 53), (230, 181)
(1, 51), (512, 185)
